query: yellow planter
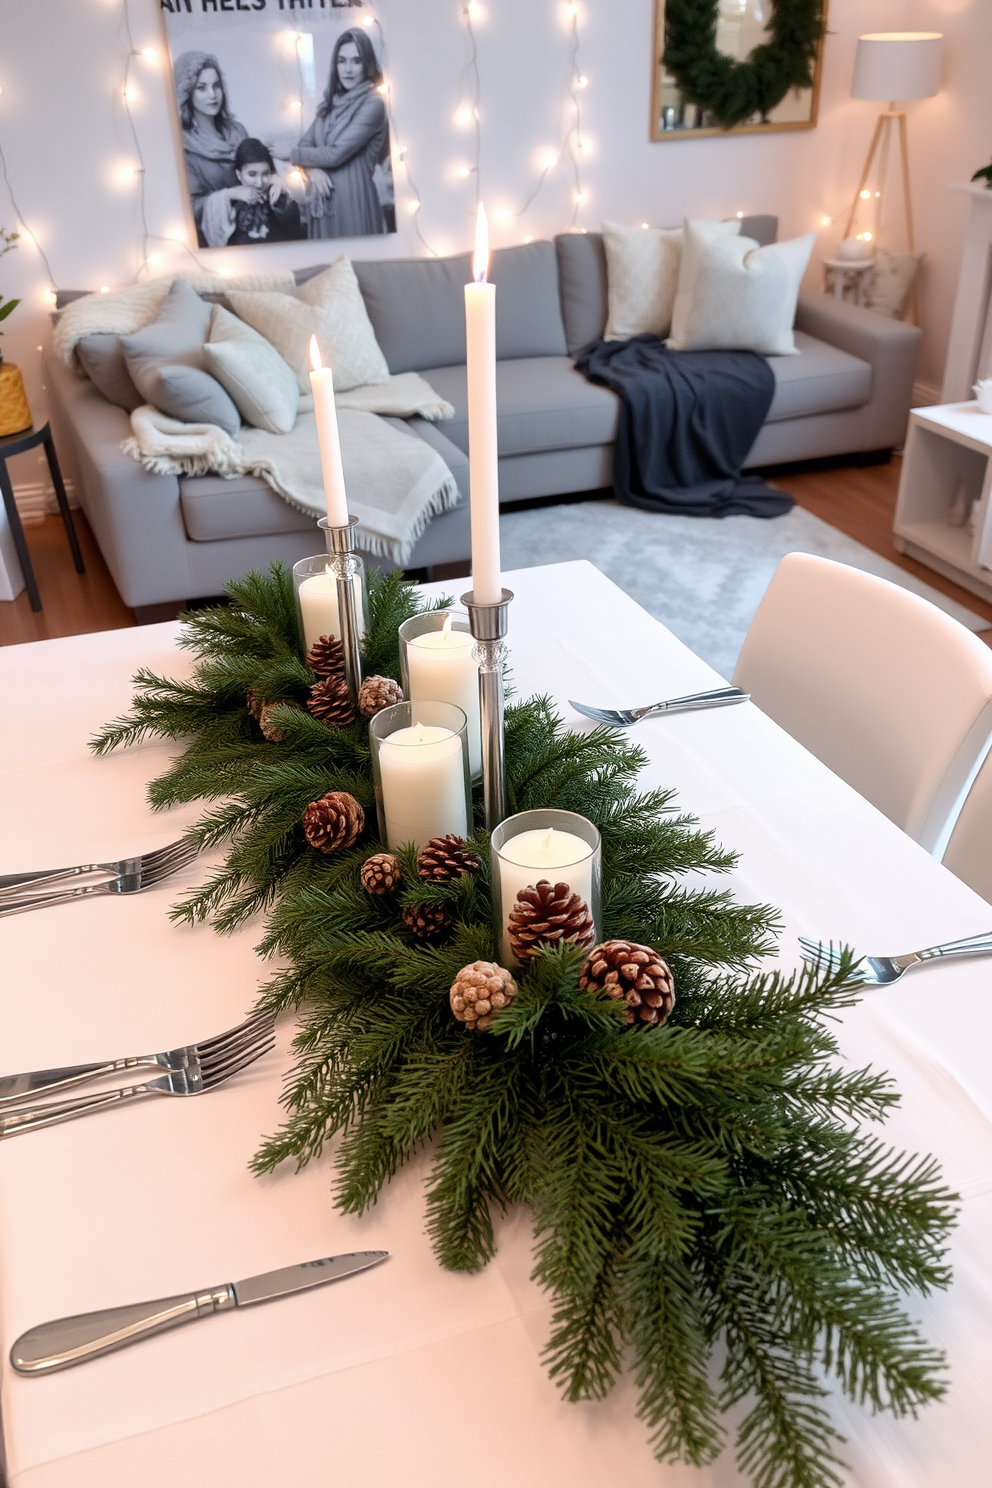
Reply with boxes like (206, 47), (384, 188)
(0, 362), (32, 437)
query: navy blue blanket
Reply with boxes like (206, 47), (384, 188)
(576, 335), (793, 518)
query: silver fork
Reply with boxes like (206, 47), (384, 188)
(0, 845), (202, 918)
(0, 839), (200, 900)
(0, 1011), (275, 1107)
(0, 1017), (277, 1139)
(798, 931), (992, 986)
(568, 687), (749, 728)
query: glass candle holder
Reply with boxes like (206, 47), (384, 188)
(490, 809), (602, 968)
(369, 700), (472, 851)
(292, 552), (367, 655)
(399, 611), (482, 778)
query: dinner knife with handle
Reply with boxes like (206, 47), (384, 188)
(10, 1250), (389, 1376)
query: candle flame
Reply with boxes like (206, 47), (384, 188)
(309, 335), (323, 372)
(442, 613), (453, 637)
(414, 723), (429, 743)
(543, 828), (554, 847)
(473, 202), (489, 283)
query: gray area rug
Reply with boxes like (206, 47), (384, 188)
(499, 500), (989, 680)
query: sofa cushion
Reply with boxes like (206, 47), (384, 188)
(121, 280), (241, 435)
(766, 332), (872, 422)
(352, 240), (568, 374)
(75, 334), (143, 411)
(418, 357), (619, 457)
(556, 216), (780, 356)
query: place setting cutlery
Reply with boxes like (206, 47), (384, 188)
(10, 1249), (389, 1375)
(0, 1011), (276, 1139)
(799, 930), (992, 987)
(0, 837), (201, 917)
(569, 686), (749, 729)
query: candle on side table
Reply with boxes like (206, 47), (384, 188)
(491, 810), (601, 966)
(402, 613), (482, 777)
(370, 702), (471, 851)
(464, 204), (502, 606)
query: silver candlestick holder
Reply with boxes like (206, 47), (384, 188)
(318, 515), (365, 701)
(461, 587), (513, 830)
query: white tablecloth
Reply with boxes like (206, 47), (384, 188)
(0, 560), (989, 1487)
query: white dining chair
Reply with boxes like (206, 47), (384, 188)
(732, 553), (992, 853)
(942, 751), (992, 903)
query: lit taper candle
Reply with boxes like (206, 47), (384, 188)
(308, 335), (349, 528)
(464, 204), (502, 606)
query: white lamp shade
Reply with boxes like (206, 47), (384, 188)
(852, 32), (943, 102)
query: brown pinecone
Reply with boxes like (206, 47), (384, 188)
(307, 634), (345, 678)
(308, 674), (356, 726)
(259, 699), (297, 742)
(416, 834), (481, 883)
(579, 940), (676, 1027)
(302, 791), (365, 854)
(450, 960), (518, 1032)
(360, 852), (402, 895)
(246, 687), (263, 721)
(401, 901), (453, 943)
(358, 674), (404, 718)
(507, 879), (596, 964)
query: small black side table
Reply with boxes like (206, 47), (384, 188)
(0, 423), (85, 612)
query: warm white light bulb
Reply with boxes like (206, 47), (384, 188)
(99, 286), (110, 294)
(453, 106), (474, 128)
(859, 188), (872, 200)
(377, 81), (389, 95)
(819, 214), (832, 227)
(140, 46), (159, 64)
(453, 164), (472, 180)
(575, 74), (588, 88)
(405, 198), (419, 214)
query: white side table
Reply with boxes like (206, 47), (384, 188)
(893, 402), (992, 604)
(823, 257), (874, 306)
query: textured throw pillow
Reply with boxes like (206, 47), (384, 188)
(863, 249), (923, 320)
(668, 218), (743, 349)
(75, 333), (143, 411)
(670, 232), (816, 356)
(121, 279), (240, 435)
(601, 220), (683, 340)
(227, 256), (389, 395)
(203, 305), (299, 434)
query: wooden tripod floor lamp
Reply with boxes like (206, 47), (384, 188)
(843, 32), (943, 254)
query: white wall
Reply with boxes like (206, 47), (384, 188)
(0, 0), (986, 497)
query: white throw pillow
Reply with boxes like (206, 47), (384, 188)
(671, 232), (816, 356)
(203, 306), (299, 434)
(601, 220), (683, 340)
(227, 256), (389, 395)
(668, 218), (743, 349)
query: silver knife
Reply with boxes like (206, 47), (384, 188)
(10, 1250), (389, 1376)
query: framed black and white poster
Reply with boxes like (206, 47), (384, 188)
(161, 0), (395, 248)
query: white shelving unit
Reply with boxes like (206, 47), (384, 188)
(893, 403), (992, 604)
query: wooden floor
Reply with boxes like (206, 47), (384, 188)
(3, 456), (992, 647)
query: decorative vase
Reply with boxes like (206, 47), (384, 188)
(0, 363), (31, 437)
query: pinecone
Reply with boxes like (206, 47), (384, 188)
(302, 791), (365, 854)
(579, 941), (676, 1027)
(507, 879), (596, 964)
(308, 674), (356, 727)
(401, 901), (453, 943)
(450, 960), (518, 1033)
(358, 674), (404, 718)
(259, 699), (297, 743)
(360, 852), (402, 895)
(306, 634), (345, 678)
(246, 687), (263, 721)
(416, 834), (481, 883)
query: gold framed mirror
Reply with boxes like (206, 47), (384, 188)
(650, 0), (828, 142)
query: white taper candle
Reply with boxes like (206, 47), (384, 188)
(308, 335), (349, 528)
(464, 204), (502, 605)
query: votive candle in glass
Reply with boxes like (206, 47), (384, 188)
(399, 611), (482, 777)
(490, 809), (601, 967)
(293, 553), (366, 654)
(370, 700), (471, 851)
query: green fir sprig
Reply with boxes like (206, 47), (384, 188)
(93, 562), (956, 1488)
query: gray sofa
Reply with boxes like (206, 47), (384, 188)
(46, 215), (921, 618)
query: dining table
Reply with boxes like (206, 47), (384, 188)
(0, 557), (989, 1487)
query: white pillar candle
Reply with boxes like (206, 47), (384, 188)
(406, 616), (482, 776)
(378, 723), (468, 850)
(464, 204), (502, 606)
(497, 827), (595, 965)
(308, 335), (349, 528)
(297, 567), (365, 652)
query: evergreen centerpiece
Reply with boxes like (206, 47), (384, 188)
(93, 562), (956, 1488)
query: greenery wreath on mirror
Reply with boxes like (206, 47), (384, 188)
(663, 0), (827, 131)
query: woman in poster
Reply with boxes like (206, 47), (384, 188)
(291, 28), (389, 239)
(173, 51), (249, 246)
